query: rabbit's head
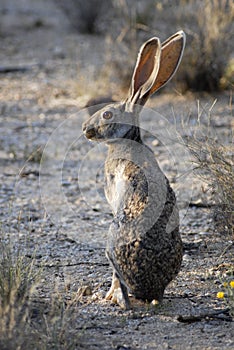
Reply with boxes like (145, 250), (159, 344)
(83, 31), (185, 142)
(82, 101), (142, 142)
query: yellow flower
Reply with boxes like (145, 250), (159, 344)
(230, 281), (234, 288)
(223, 282), (228, 287)
(217, 291), (225, 299)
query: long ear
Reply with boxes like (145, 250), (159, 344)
(126, 37), (161, 107)
(148, 30), (186, 95)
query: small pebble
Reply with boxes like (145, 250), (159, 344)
(183, 254), (192, 262)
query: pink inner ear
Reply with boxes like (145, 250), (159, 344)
(133, 47), (156, 93)
(131, 38), (160, 97)
(149, 32), (185, 95)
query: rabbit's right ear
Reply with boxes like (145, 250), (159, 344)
(147, 31), (186, 96)
(126, 37), (161, 108)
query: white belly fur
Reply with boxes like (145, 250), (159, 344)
(105, 163), (127, 215)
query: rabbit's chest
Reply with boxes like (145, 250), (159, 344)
(104, 163), (128, 215)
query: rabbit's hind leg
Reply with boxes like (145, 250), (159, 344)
(105, 271), (119, 300)
(105, 271), (131, 310)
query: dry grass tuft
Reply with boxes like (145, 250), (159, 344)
(0, 239), (40, 348)
(187, 137), (233, 235)
(184, 106), (233, 236)
(0, 239), (82, 349)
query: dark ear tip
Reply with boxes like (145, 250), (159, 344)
(175, 30), (186, 45)
(146, 37), (160, 46)
(176, 30), (185, 37)
(161, 30), (186, 56)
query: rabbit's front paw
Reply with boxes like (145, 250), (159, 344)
(106, 287), (131, 310)
(105, 272), (131, 310)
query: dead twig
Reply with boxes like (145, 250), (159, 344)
(37, 262), (109, 268)
(188, 201), (213, 208)
(0, 66), (29, 73)
(177, 308), (232, 323)
(0, 63), (42, 74)
(219, 242), (234, 259)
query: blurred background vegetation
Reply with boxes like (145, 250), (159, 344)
(56, 0), (234, 93)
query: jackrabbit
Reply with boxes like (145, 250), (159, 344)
(82, 31), (186, 309)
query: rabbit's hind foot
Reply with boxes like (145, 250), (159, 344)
(105, 272), (131, 310)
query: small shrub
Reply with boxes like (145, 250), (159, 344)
(184, 113), (233, 236)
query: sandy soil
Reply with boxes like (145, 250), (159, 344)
(0, 0), (233, 349)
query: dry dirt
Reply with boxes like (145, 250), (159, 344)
(0, 1), (233, 349)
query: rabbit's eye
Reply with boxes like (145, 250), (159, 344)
(103, 111), (113, 120)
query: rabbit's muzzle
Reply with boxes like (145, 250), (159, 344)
(82, 124), (97, 139)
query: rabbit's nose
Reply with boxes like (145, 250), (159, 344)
(83, 124), (96, 139)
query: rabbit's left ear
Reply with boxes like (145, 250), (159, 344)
(126, 36), (161, 107)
